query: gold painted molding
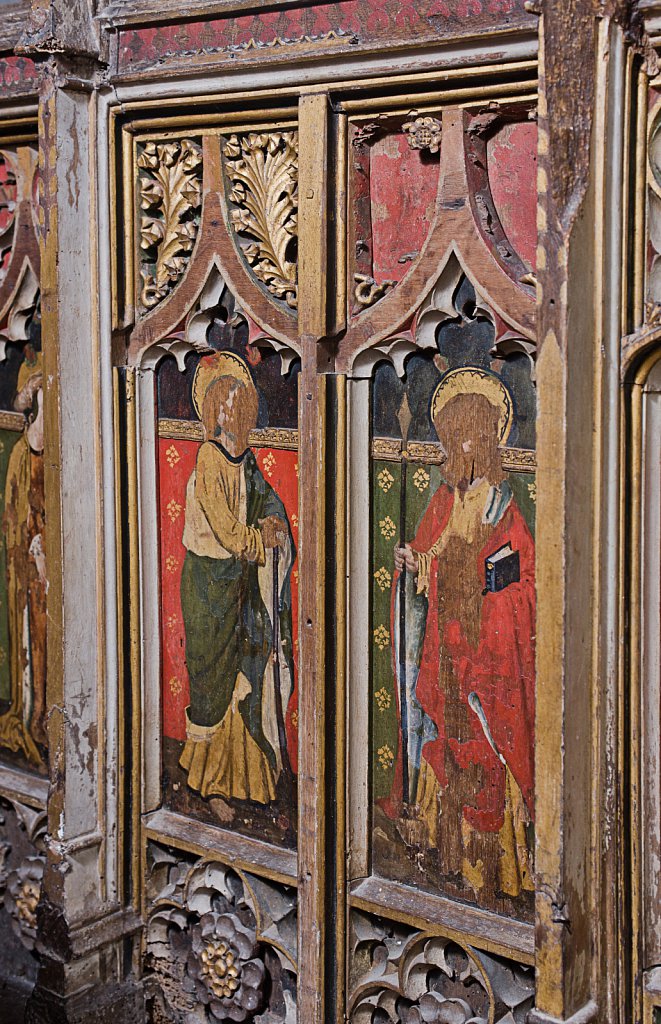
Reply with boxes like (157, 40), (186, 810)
(0, 410), (26, 432)
(158, 418), (299, 450)
(372, 436), (536, 473)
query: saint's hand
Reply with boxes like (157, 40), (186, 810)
(259, 515), (288, 550)
(394, 544), (418, 573)
(15, 372), (42, 414)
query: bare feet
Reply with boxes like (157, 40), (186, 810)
(209, 797), (235, 824)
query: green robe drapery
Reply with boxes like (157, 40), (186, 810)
(179, 443), (295, 801)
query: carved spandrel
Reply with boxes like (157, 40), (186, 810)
(127, 135), (300, 366)
(138, 139), (203, 313)
(0, 795), (45, 1006)
(348, 909), (534, 1024)
(145, 842), (297, 1024)
(223, 131), (298, 313)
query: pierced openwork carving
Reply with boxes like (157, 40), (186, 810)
(145, 845), (297, 1023)
(0, 796), (46, 952)
(223, 132), (298, 311)
(349, 911), (534, 1024)
(138, 139), (203, 312)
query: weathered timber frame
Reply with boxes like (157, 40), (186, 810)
(0, 0), (659, 1022)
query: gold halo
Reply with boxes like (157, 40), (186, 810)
(192, 351), (255, 419)
(430, 367), (514, 444)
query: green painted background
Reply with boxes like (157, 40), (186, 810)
(370, 461), (536, 803)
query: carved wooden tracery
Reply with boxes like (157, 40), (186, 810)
(108, 74), (541, 1022)
(0, 0), (653, 1020)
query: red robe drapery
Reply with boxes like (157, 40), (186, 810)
(385, 483), (535, 834)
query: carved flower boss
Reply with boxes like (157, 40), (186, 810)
(183, 909), (266, 1021)
(4, 854), (44, 950)
(146, 855), (297, 1024)
(402, 116), (442, 154)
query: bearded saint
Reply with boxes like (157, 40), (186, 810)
(385, 369), (535, 902)
(179, 351), (295, 825)
(0, 351), (47, 765)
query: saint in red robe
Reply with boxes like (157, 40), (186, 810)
(383, 478), (535, 900)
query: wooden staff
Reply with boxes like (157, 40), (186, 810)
(272, 545), (294, 802)
(397, 394), (412, 805)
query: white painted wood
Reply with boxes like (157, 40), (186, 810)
(110, 35), (537, 102)
(136, 368), (162, 814)
(50, 84), (106, 920)
(96, 85), (120, 904)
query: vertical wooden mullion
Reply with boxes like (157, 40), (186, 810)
(297, 90), (331, 1024)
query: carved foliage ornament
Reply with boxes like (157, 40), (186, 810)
(0, 797), (46, 952)
(0, 150), (18, 277)
(349, 911), (534, 1024)
(223, 132), (298, 311)
(146, 846), (296, 1023)
(138, 139), (203, 312)
(402, 116), (442, 154)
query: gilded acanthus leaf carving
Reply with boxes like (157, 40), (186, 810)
(223, 132), (298, 310)
(138, 139), (203, 311)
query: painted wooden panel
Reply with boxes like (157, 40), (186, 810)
(0, 144), (45, 773)
(157, 341), (300, 850)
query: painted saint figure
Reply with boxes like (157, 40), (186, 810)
(0, 350), (47, 765)
(179, 351), (295, 824)
(386, 368), (535, 900)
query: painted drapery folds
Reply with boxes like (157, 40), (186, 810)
(351, 107), (538, 920)
(115, 83), (539, 1021)
(131, 122), (303, 849)
(158, 341), (300, 846)
(0, 143), (46, 772)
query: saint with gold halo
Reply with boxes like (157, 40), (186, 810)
(179, 351), (295, 824)
(384, 367), (535, 904)
(0, 348), (47, 766)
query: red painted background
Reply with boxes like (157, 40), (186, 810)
(487, 121), (538, 271)
(370, 133), (439, 283)
(158, 436), (300, 773)
(117, 0), (533, 73)
(0, 57), (38, 96)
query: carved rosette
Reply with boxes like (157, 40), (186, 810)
(223, 131), (298, 311)
(402, 116), (442, 154)
(145, 847), (297, 1023)
(138, 139), (203, 312)
(349, 911), (534, 1024)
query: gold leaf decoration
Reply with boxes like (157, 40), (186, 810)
(373, 625), (391, 650)
(413, 467), (430, 492)
(379, 515), (396, 541)
(223, 132), (298, 310)
(402, 115), (442, 154)
(377, 468), (394, 493)
(377, 744), (394, 770)
(137, 139), (202, 311)
(375, 687), (391, 711)
(374, 566), (392, 592)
